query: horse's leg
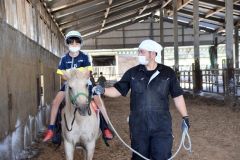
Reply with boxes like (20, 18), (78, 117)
(85, 141), (96, 160)
(64, 140), (75, 160)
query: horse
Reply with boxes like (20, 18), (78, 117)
(61, 68), (100, 160)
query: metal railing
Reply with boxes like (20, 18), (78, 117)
(201, 69), (224, 94)
(233, 69), (240, 97)
(179, 67), (240, 97)
(179, 70), (193, 90)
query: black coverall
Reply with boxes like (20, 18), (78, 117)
(114, 64), (183, 160)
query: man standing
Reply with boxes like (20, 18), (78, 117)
(93, 39), (190, 159)
(97, 72), (107, 87)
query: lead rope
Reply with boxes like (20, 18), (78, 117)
(168, 121), (192, 160)
(97, 95), (191, 160)
(64, 108), (78, 131)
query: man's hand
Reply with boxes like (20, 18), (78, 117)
(92, 85), (105, 95)
(182, 116), (190, 130)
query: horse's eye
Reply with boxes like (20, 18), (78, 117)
(69, 87), (72, 90)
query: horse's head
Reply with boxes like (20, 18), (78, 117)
(63, 68), (91, 115)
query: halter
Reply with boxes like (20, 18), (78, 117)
(69, 89), (92, 115)
(70, 92), (88, 106)
(64, 86), (92, 132)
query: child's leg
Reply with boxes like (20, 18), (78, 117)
(99, 113), (109, 131)
(49, 91), (65, 125)
(93, 96), (113, 140)
(43, 91), (65, 142)
(93, 96), (109, 122)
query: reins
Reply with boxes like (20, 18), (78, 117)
(64, 108), (77, 131)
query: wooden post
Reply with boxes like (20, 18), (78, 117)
(0, 0), (6, 21)
(160, 7), (164, 64)
(193, 0), (202, 93)
(173, 0), (179, 76)
(225, 0), (234, 96)
(150, 13), (154, 40)
(235, 26), (239, 69)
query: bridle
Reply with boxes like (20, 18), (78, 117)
(64, 85), (92, 132)
(69, 91), (91, 115)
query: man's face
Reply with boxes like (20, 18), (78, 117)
(138, 49), (156, 62)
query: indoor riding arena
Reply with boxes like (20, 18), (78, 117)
(0, 0), (240, 160)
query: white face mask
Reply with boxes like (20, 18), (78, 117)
(138, 56), (149, 65)
(69, 46), (81, 53)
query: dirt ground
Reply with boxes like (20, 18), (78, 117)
(32, 95), (240, 160)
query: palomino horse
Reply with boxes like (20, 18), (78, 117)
(62, 68), (100, 160)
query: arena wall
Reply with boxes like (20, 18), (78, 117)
(0, 20), (60, 141)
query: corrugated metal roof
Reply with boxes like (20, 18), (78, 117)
(42, 0), (240, 39)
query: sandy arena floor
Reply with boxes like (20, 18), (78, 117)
(32, 95), (240, 160)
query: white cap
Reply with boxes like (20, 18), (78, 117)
(138, 39), (163, 63)
(65, 30), (83, 44)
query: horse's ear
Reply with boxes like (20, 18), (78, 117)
(77, 67), (90, 78)
(62, 70), (70, 80)
(82, 68), (90, 78)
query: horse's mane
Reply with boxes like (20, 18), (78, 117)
(65, 68), (89, 80)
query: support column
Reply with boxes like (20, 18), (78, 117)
(150, 13), (154, 40)
(0, 0), (6, 21)
(122, 27), (126, 48)
(235, 26), (239, 68)
(33, 0), (40, 44)
(213, 32), (218, 68)
(160, 8), (164, 64)
(225, 0), (234, 96)
(182, 25), (184, 45)
(193, 0), (202, 93)
(95, 37), (98, 49)
(173, 0), (179, 73)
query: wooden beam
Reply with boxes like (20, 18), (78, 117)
(179, 9), (225, 24)
(50, 0), (91, 13)
(200, 0), (240, 11)
(189, 0), (240, 25)
(57, 4), (106, 25)
(0, 0), (6, 20)
(83, 15), (151, 40)
(168, 0), (192, 16)
(108, 0), (113, 5)
(53, 0), (104, 18)
(60, 14), (104, 31)
(157, 16), (215, 33)
(56, 0), (132, 25)
(79, 5), (159, 37)
(161, 0), (172, 8)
